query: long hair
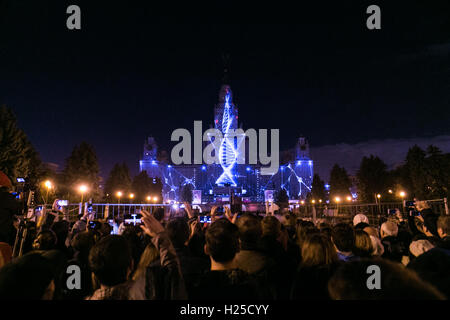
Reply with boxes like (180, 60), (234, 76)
(132, 243), (160, 281)
(301, 233), (338, 267)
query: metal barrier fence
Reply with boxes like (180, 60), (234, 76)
(295, 198), (449, 226)
(37, 203), (172, 222)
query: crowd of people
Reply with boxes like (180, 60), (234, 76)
(0, 179), (449, 300)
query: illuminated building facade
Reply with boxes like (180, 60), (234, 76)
(140, 85), (313, 204)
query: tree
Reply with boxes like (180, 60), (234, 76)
(274, 188), (289, 209)
(60, 142), (101, 201)
(356, 155), (390, 203)
(104, 163), (132, 201)
(329, 164), (352, 199)
(131, 170), (163, 203)
(0, 105), (42, 188)
(180, 184), (193, 204)
(403, 145), (428, 199)
(310, 174), (326, 202)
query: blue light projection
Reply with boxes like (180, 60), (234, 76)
(215, 92), (240, 186)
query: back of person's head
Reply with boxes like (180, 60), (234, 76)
(71, 231), (95, 256)
(297, 220), (318, 247)
(354, 222), (370, 230)
(407, 248), (450, 298)
(301, 233), (338, 267)
(353, 213), (369, 227)
(236, 214), (262, 245)
(353, 230), (373, 258)
(0, 252), (55, 299)
(437, 215), (450, 238)
(33, 230), (57, 251)
(331, 223), (355, 253)
(166, 218), (190, 248)
(409, 240), (435, 258)
(363, 226), (379, 239)
(380, 221), (398, 238)
(205, 218), (239, 263)
(133, 243), (160, 281)
(51, 220), (69, 247)
(328, 258), (445, 299)
(422, 213), (440, 238)
(261, 216), (281, 238)
(89, 235), (132, 287)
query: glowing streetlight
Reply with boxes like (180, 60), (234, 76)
(399, 191), (406, 198)
(146, 196), (151, 202)
(153, 196), (158, 203)
(300, 200), (305, 205)
(388, 189), (393, 194)
(346, 196), (352, 202)
(78, 184), (88, 203)
(319, 199), (322, 203)
(44, 180), (52, 190)
(377, 194), (381, 199)
(335, 197), (341, 203)
(311, 199), (316, 204)
(129, 193), (134, 199)
(43, 180), (53, 204)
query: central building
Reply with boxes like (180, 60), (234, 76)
(139, 84), (314, 205)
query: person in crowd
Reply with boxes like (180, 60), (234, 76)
(436, 215), (450, 250)
(166, 217), (209, 297)
(60, 231), (96, 299)
(409, 239), (435, 260)
(291, 233), (341, 299)
(0, 252), (55, 299)
(32, 229), (58, 251)
(0, 172), (21, 246)
(134, 210), (187, 300)
(353, 229), (373, 258)
(50, 220), (71, 258)
(328, 258), (445, 299)
(259, 215), (297, 299)
(380, 221), (406, 262)
(331, 223), (359, 262)
(234, 214), (269, 274)
(191, 218), (261, 300)
(407, 245), (450, 299)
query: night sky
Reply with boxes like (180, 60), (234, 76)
(1, 1), (449, 179)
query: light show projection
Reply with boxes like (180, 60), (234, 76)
(215, 91), (241, 187)
(139, 84), (313, 204)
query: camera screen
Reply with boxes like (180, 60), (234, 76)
(199, 216), (211, 223)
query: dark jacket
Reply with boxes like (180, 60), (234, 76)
(141, 231), (188, 300)
(190, 269), (261, 300)
(291, 262), (341, 300)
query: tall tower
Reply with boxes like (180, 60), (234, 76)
(296, 136), (310, 160)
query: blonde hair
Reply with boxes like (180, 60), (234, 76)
(301, 233), (338, 267)
(132, 243), (159, 281)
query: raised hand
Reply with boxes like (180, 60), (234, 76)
(184, 202), (194, 219)
(140, 210), (165, 237)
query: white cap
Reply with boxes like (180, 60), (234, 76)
(353, 213), (369, 226)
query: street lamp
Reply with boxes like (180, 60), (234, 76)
(146, 196), (151, 202)
(346, 196), (352, 202)
(399, 191), (406, 199)
(129, 193), (134, 204)
(335, 197), (341, 203)
(43, 180), (52, 204)
(153, 196), (158, 203)
(78, 184), (88, 203)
